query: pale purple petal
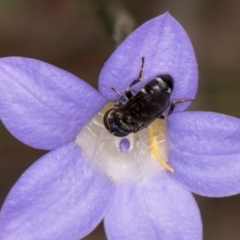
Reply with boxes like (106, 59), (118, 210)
(104, 172), (202, 240)
(0, 142), (114, 240)
(0, 57), (106, 150)
(167, 111), (240, 197)
(99, 12), (197, 112)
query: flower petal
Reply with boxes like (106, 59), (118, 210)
(0, 57), (106, 150)
(99, 12), (197, 112)
(0, 142), (114, 240)
(104, 173), (202, 240)
(167, 111), (240, 197)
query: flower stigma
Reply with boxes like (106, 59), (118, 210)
(119, 138), (131, 152)
(75, 103), (171, 182)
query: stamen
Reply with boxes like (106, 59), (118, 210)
(149, 121), (174, 173)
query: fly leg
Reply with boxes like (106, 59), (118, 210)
(125, 56), (145, 99)
(159, 98), (194, 119)
(110, 87), (124, 107)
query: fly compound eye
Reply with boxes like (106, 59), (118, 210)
(103, 108), (130, 137)
(103, 109), (114, 132)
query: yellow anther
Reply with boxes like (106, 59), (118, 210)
(155, 120), (164, 137)
(149, 121), (174, 173)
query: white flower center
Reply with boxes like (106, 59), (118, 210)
(75, 104), (171, 183)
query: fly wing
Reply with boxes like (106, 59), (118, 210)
(119, 90), (170, 124)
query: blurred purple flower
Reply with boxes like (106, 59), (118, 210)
(1, 12), (240, 240)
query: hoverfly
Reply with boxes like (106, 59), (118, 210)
(104, 57), (193, 137)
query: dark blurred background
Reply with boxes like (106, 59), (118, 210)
(0, 0), (240, 239)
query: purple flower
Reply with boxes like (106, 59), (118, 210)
(0, 12), (240, 240)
